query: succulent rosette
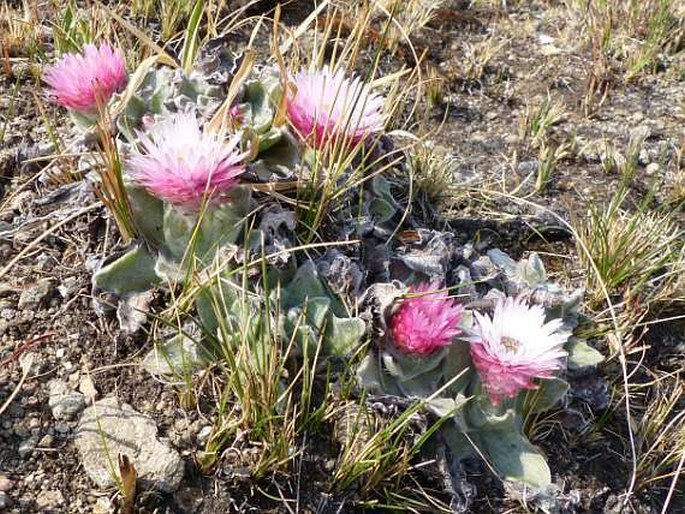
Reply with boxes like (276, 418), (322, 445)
(286, 65), (386, 148)
(128, 112), (248, 209)
(468, 295), (569, 404)
(43, 43), (128, 113)
(389, 282), (463, 355)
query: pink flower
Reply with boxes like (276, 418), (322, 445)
(43, 43), (127, 112)
(286, 66), (385, 148)
(389, 282), (463, 355)
(469, 296), (569, 405)
(128, 112), (247, 208)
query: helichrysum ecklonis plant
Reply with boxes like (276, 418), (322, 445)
(128, 112), (248, 209)
(389, 282), (463, 355)
(468, 295), (569, 405)
(43, 43), (128, 113)
(286, 65), (386, 148)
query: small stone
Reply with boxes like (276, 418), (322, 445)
(38, 434), (55, 448)
(93, 496), (114, 514)
(17, 279), (54, 310)
(638, 148), (650, 166)
(0, 492), (11, 508)
(54, 422), (70, 434)
(48, 379), (86, 421)
(18, 434), (40, 458)
(0, 474), (13, 491)
(35, 489), (64, 509)
(75, 397), (184, 492)
(13, 424), (29, 438)
(196, 425), (212, 446)
(68, 371), (80, 387)
(78, 375), (98, 400)
(646, 162), (660, 175)
(55, 348), (66, 359)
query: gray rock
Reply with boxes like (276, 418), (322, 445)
(0, 474), (13, 492)
(0, 492), (11, 509)
(18, 434), (40, 458)
(17, 279), (54, 310)
(75, 397), (184, 492)
(35, 489), (64, 509)
(48, 380), (86, 421)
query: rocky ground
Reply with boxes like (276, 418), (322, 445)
(1, 0), (684, 512)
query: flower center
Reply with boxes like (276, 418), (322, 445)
(500, 336), (521, 353)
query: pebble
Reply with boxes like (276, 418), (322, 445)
(35, 489), (64, 509)
(17, 279), (54, 310)
(0, 474), (13, 492)
(54, 422), (70, 434)
(0, 492), (10, 508)
(646, 162), (660, 175)
(18, 435), (40, 458)
(196, 425), (213, 446)
(48, 379), (86, 421)
(38, 434), (55, 448)
(75, 397), (185, 492)
(78, 375), (98, 400)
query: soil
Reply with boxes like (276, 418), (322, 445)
(1, 1), (684, 513)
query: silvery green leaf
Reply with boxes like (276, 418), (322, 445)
(466, 392), (516, 429)
(356, 353), (384, 393)
(520, 253), (547, 287)
(94, 246), (160, 294)
(280, 261), (329, 310)
(479, 428), (551, 490)
(566, 338), (604, 370)
(442, 342), (474, 395)
(370, 197), (396, 224)
(162, 187), (251, 263)
(425, 397), (468, 418)
(244, 80), (274, 134)
(154, 252), (186, 283)
(163, 206), (196, 260)
(257, 127), (283, 152)
(487, 249), (517, 276)
(327, 316), (366, 356)
(519, 377), (569, 414)
(382, 346), (446, 382)
(143, 332), (211, 377)
(196, 278), (239, 337)
(127, 185), (165, 248)
(440, 419), (473, 457)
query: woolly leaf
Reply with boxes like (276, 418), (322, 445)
(94, 246), (160, 294)
(142, 332), (211, 377)
(566, 338), (604, 370)
(382, 346), (446, 382)
(520, 377), (569, 414)
(327, 316), (366, 356)
(479, 428), (551, 490)
(127, 185), (165, 248)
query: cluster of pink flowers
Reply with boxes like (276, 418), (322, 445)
(43, 43), (127, 113)
(128, 112), (247, 208)
(389, 284), (569, 404)
(286, 65), (386, 148)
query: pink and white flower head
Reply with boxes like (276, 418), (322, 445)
(469, 296), (569, 405)
(286, 65), (386, 148)
(43, 43), (127, 112)
(128, 112), (247, 208)
(389, 282), (463, 356)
